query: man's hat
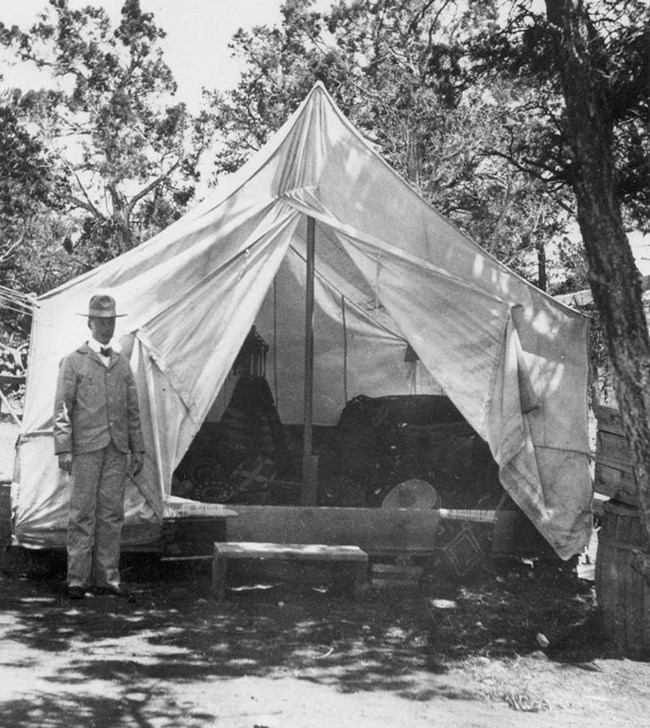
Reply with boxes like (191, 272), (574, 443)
(80, 294), (126, 318)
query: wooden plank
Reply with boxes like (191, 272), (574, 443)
(594, 462), (638, 504)
(595, 404), (625, 435)
(224, 505), (439, 555)
(595, 454), (634, 476)
(160, 555), (213, 562)
(594, 458), (634, 488)
(212, 541), (369, 600)
(594, 404), (639, 504)
(594, 459), (635, 486)
(216, 542), (361, 558)
(163, 501), (239, 519)
(596, 430), (632, 465)
(215, 542), (368, 561)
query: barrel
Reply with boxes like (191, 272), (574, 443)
(595, 501), (650, 652)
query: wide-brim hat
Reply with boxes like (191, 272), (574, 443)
(78, 294), (126, 318)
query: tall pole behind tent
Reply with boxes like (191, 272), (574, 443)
(301, 216), (318, 505)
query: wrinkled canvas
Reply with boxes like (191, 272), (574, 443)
(14, 83), (592, 558)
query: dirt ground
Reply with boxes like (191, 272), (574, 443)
(1, 421), (650, 728)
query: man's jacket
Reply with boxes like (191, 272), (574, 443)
(53, 343), (145, 455)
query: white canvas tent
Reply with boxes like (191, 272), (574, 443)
(12, 82), (593, 559)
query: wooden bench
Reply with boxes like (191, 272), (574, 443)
(211, 541), (369, 600)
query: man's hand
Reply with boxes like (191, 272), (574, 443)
(131, 452), (144, 476)
(58, 453), (73, 474)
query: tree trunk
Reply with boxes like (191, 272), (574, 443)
(536, 239), (547, 292)
(545, 0), (650, 577)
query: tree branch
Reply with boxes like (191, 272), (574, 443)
(125, 160), (181, 216)
(58, 158), (106, 219)
(0, 231), (26, 265)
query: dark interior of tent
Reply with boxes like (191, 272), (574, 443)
(169, 326), (555, 566)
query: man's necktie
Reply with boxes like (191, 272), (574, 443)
(100, 347), (111, 357)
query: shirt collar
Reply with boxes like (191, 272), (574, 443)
(88, 338), (121, 354)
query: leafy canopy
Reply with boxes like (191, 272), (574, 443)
(0, 0), (205, 274)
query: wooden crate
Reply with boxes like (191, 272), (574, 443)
(211, 542), (368, 600)
(594, 405), (638, 506)
(224, 504), (440, 556)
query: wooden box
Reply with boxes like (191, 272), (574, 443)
(594, 405), (638, 506)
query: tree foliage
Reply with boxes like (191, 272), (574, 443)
(0, 0), (203, 275)
(470, 0), (649, 233)
(0, 102), (65, 333)
(0, 104), (59, 274)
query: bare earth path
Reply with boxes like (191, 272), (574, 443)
(1, 561), (649, 728)
(1, 419), (649, 728)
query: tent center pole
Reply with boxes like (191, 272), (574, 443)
(301, 215), (318, 505)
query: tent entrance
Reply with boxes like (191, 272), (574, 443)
(170, 204), (507, 537)
(172, 389), (505, 514)
(168, 386), (561, 564)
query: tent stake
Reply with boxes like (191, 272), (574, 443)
(301, 216), (318, 505)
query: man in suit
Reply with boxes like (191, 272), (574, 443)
(54, 294), (145, 600)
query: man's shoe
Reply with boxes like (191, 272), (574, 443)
(67, 586), (86, 600)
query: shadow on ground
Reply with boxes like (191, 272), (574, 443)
(1, 546), (625, 728)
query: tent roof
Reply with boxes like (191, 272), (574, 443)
(14, 82), (592, 559)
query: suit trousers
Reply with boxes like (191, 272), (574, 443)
(67, 442), (128, 589)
